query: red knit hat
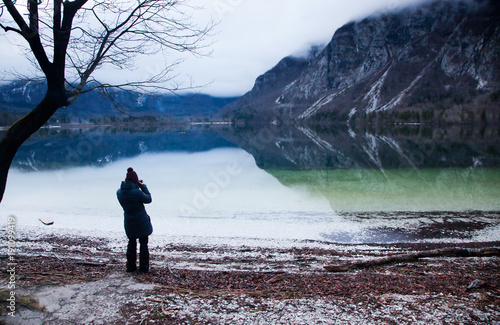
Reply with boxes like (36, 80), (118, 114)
(125, 167), (139, 185)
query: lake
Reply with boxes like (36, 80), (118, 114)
(2, 124), (500, 243)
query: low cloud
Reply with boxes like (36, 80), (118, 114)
(0, 0), (428, 96)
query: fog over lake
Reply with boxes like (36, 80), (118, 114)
(2, 125), (500, 243)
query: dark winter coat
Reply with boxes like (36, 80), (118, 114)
(117, 181), (153, 239)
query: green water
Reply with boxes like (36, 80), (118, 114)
(268, 167), (500, 212)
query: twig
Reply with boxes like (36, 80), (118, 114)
(160, 300), (169, 317)
(76, 261), (106, 267)
(51, 252), (62, 260)
(146, 297), (173, 316)
(166, 263), (181, 279)
(266, 275), (284, 284)
(74, 249), (92, 255)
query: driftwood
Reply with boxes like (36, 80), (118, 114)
(39, 217), (54, 225)
(324, 247), (500, 272)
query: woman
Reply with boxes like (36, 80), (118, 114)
(116, 167), (153, 273)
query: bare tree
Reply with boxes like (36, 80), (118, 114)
(0, 0), (213, 203)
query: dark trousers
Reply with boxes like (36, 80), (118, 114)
(126, 237), (149, 272)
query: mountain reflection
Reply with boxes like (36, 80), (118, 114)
(10, 125), (236, 170)
(218, 124), (500, 171)
(10, 123), (500, 173)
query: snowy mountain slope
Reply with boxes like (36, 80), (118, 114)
(222, 0), (500, 125)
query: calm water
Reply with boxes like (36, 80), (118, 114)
(2, 124), (500, 243)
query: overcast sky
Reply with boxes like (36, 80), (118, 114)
(0, 0), (428, 97)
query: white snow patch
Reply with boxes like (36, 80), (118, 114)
(136, 95), (146, 107)
(144, 293), (500, 325)
(348, 107), (357, 119)
(364, 68), (390, 113)
(297, 88), (348, 120)
(476, 77), (488, 90)
(283, 80), (297, 92)
(380, 61), (434, 111)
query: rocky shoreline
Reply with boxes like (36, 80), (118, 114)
(0, 231), (499, 324)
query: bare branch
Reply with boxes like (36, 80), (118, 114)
(2, 0), (52, 75)
(2, 0), (214, 102)
(0, 22), (22, 34)
(65, 0), (214, 98)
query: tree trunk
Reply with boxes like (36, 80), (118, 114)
(0, 94), (62, 203)
(324, 247), (500, 272)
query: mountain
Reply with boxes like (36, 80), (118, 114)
(221, 0), (500, 126)
(0, 80), (237, 125)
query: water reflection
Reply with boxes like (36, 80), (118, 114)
(219, 124), (500, 170)
(10, 125), (236, 170)
(9, 123), (500, 213)
(11, 124), (500, 171)
(4, 123), (500, 243)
